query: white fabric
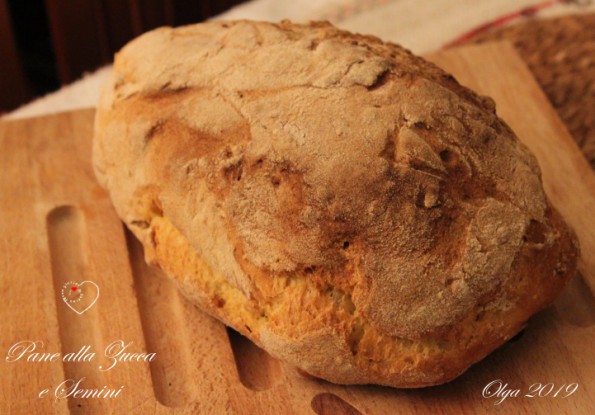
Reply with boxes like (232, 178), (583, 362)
(5, 0), (594, 120)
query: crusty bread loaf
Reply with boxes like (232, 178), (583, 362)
(93, 20), (579, 387)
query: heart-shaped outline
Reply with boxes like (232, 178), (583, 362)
(62, 281), (100, 315)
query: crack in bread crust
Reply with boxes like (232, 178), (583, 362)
(93, 20), (579, 387)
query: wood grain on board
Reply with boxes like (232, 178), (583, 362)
(0, 42), (593, 414)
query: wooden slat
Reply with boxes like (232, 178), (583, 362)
(42, 1), (248, 85)
(44, 0), (106, 83)
(101, 0), (138, 49)
(0, 114), (68, 414)
(0, 0), (32, 111)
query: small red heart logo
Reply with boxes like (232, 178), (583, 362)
(62, 281), (100, 315)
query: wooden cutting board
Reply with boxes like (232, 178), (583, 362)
(1, 42), (593, 415)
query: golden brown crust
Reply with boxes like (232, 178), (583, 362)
(93, 20), (578, 387)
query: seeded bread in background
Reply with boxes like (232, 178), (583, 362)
(93, 20), (578, 388)
(464, 13), (595, 169)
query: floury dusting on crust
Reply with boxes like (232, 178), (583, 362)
(93, 20), (578, 387)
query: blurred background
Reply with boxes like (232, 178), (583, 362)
(1, 0), (593, 167)
(0, 0), (246, 112)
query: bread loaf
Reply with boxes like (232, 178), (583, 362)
(93, 20), (579, 387)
